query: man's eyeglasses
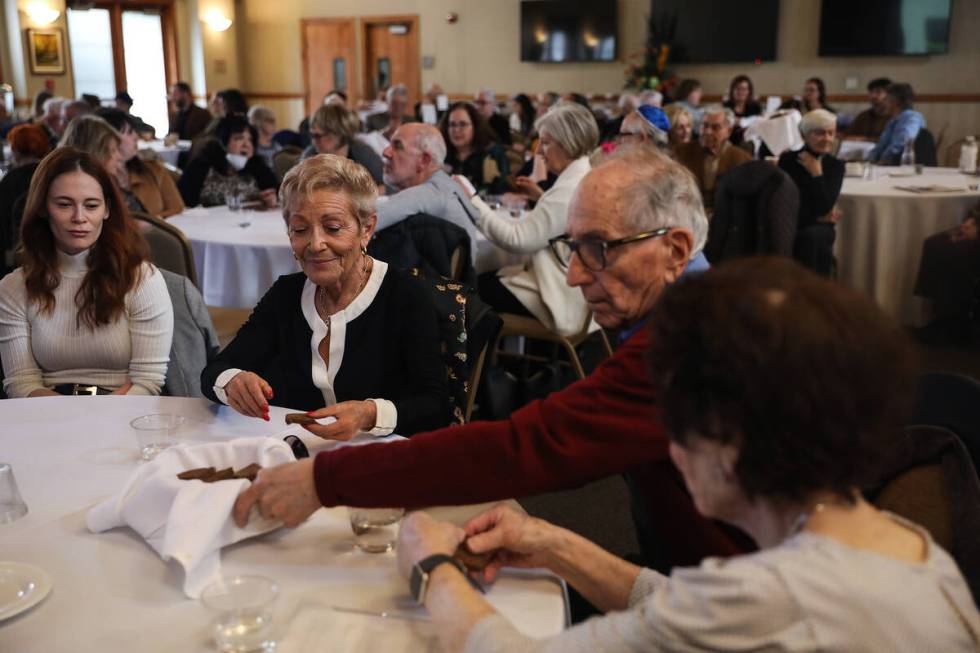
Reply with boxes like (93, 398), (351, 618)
(548, 228), (672, 271)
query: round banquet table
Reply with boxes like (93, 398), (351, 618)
(168, 206), (522, 307)
(168, 206), (300, 308)
(138, 139), (191, 167)
(834, 167), (980, 326)
(0, 396), (568, 652)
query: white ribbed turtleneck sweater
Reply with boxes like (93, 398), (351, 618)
(0, 249), (173, 397)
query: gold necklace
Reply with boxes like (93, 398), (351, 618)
(314, 257), (371, 322)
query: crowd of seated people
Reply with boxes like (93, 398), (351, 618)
(1, 70), (978, 651)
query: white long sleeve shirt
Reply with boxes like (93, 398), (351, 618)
(0, 249), (174, 397)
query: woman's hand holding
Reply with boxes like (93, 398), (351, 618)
(513, 176), (543, 201)
(259, 188), (277, 209)
(225, 371), (274, 421)
(798, 151), (823, 177)
(396, 512), (466, 580)
(462, 503), (559, 582)
(301, 400), (377, 441)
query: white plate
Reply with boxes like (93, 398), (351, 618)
(0, 561), (53, 621)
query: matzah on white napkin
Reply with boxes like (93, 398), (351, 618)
(86, 437), (296, 598)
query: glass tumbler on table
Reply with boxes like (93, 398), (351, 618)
(348, 507), (405, 553)
(201, 575), (279, 653)
(0, 463), (28, 524)
(129, 413), (186, 461)
(226, 189), (244, 212)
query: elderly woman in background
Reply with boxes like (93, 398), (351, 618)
(868, 83), (926, 165)
(454, 102), (597, 335)
(247, 106), (282, 172)
(664, 104), (694, 147)
(0, 148), (173, 397)
(98, 108), (185, 218)
(396, 257), (980, 652)
(301, 104), (383, 185)
(178, 114), (278, 208)
(778, 109), (844, 277)
(441, 102), (510, 195)
(617, 106), (671, 151)
(0, 124), (52, 269)
(201, 154), (451, 439)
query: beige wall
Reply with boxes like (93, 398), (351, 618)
(3, 1), (76, 110)
(236, 0), (979, 146)
(238, 0), (980, 95)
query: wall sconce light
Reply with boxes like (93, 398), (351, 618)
(26, 2), (60, 25)
(203, 9), (232, 32)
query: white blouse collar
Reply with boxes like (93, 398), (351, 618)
(300, 258), (389, 406)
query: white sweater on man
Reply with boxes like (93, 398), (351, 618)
(0, 249), (173, 397)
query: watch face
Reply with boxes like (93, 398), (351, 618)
(410, 564), (427, 604)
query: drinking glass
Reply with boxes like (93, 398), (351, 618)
(226, 190), (244, 212)
(503, 196), (527, 218)
(238, 207), (253, 229)
(863, 163), (876, 181)
(129, 413), (186, 461)
(348, 507), (404, 553)
(201, 575), (279, 653)
(0, 463), (28, 524)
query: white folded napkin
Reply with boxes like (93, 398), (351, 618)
(86, 437), (296, 598)
(744, 110), (803, 157)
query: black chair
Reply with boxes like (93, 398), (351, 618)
(910, 372), (980, 470)
(914, 127), (938, 167)
(368, 213), (476, 286)
(703, 161), (799, 264)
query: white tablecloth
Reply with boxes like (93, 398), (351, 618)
(0, 396), (567, 652)
(138, 139), (191, 167)
(168, 206), (300, 308)
(834, 167), (980, 326)
(169, 205), (521, 306)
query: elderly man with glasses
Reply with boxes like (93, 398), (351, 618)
(674, 105), (752, 212)
(232, 146), (746, 577)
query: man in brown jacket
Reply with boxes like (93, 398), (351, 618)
(168, 82), (211, 141)
(674, 106), (752, 212)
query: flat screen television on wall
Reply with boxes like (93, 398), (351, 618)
(819, 0), (952, 56)
(646, 0), (780, 63)
(520, 0), (618, 63)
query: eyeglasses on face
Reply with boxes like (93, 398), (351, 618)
(447, 122), (472, 129)
(548, 228), (672, 271)
(309, 131), (334, 141)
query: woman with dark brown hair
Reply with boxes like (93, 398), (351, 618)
(440, 101), (510, 194)
(723, 74), (762, 145)
(0, 147), (173, 397)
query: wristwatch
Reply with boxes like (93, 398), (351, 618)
(410, 554), (468, 605)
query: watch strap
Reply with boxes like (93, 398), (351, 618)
(411, 553), (483, 604)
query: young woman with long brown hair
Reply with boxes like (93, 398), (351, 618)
(0, 147), (173, 397)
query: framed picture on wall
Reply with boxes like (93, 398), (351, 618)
(26, 28), (66, 75)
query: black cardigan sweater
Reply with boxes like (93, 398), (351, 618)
(201, 266), (452, 435)
(778, 147), (845, 230)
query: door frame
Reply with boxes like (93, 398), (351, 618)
(300, 17), (357, 113)
(360, 15), (421, 105)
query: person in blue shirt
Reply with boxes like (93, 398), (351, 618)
(867, 83), (925, 165)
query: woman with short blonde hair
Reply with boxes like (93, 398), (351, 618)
(202, 154), (452, 438)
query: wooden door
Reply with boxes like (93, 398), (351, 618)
(362, 16), (420, 106)
(301, 18), (356, 116)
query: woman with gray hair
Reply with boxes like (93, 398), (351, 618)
(454, 101), (598, 335)
(301, 104), (384, 185)
(247, 105), (281, 172)
(201, 154), (451, 439)
(778, 108), (844, 277)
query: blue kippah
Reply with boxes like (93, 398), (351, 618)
(637, 105), (670, 132)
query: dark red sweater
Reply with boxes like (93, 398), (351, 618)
(314, 327), (750, 566)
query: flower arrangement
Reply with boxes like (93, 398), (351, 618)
(624, 4), (678, 94)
